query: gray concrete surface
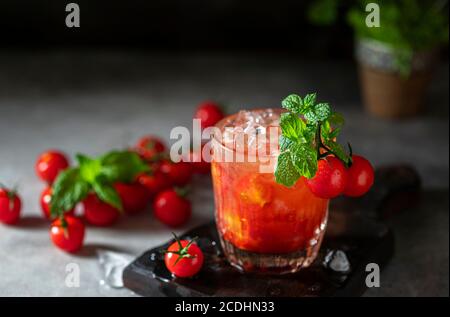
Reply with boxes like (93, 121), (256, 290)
(0, 51), (448, 296)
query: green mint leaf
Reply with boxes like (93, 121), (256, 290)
(279, 135), (295, 152)
(303, 93), (317, 108)
(304, 102), (331, 123)
(275, 152), (301, 187)
(100, 151), (150, 183)
(324, 141), (350, 165)
(92, 176), (123, 211)
(321, 120), (331, 138)
(77, 154), (102, 183)
(328, 127), (341, 140)
(328, 112), (345, 127)
(305, 123), (317, 142)
(280, 113), (304, 141)
(276, 93), (349, 187)
(50, 168), (90, 218)
(281, 94), (303, 113)
(321, 120), (341, 141)
(289, 143), (318, 179)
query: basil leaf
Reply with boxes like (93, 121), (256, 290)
(50, 168), (90, 218)
(92, 176), (123, 212)
(77, 154), (102, 183)
(100, 151), (149, 183)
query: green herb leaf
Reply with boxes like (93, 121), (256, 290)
(100, 151), (150, 183)
(328, 127), (341, 140)
(324, 141), (350, 165)
(302, 93), (317, 109)
(289, 143), (318, 179)
(279, 135), (295, 152)
(77, 154), (102, 183)
(304, 102), (331, 123)
(50, 168), (90, 218)
(275, 152), (301, 187)
(280, 113), (304, 141)
(321, 120), (341, 141)
(276, 92), (350, 186)
(328, 112), (345, 127)
(92, 175), (123, 212)
(281, 94), (303, 113)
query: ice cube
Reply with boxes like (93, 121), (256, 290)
(323, 250), (351, 273)
(97, 250), (134, 289)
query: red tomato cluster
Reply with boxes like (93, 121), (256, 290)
(30, 142), (201, 254)
(9, 100), (223, 256)
(133, 136), (194, 228)
(306, 155), (375, 199)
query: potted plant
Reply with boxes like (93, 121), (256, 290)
(308, 0), (449, 118)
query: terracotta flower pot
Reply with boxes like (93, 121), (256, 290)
(355, 39), (438, 119)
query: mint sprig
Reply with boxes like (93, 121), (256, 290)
(50, 150), (149, 218)
(275, 93), (351, 187)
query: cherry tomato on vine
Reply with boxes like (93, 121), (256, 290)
(153, 189), (191, 227)
(50, 215), (85, 253)
(137, 172), (171, 198)
(114, 182), (150, 215)
(194, 101), (224, 129)
(135, 136), (166, 162)
(344, 155), (374, 197)
(306, 156), (347, 199)
(40, 187), (74, 220)
(82, 193), (120, 226)
(160, 160), (193, 186)
(0, 187), (21, 225)
(164, 235), (204, 278)
(35, 150), (69, 184)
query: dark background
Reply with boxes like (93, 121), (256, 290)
(0, 0), (353, 57)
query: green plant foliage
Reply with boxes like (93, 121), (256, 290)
(308, 0), (449, 72)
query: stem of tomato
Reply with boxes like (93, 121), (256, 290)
(316, 122), (353, 168)
(60, 215), (69, 239)
(317, 123), (336, 158)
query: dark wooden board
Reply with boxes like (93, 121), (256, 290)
(123, 165), (420, 297)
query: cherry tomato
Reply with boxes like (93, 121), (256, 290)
(114, 182), (150, 215)
(160, 160), (193, 186)
(0, 187), (21, 225)
(40, 187), (74, 220)
(137, 171), (171, 198)
(194, 101), (224, 129)
(82, 193), (120, 226)
(189, 143), (211, 174)
(50, 215), (85, 253)
(35, 150), (69, 184)
(306, 156), (347, 199)
(135, 136), (166, 161)
(164, 237), (204, 278)
(153, 189), (191, 227)
(344, 155), (375, 197)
